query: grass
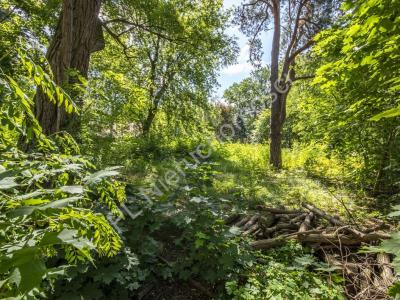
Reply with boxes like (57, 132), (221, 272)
(124, 142), (380, 222)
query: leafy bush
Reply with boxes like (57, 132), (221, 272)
(0, 143), (125, 298)
(226, 242), (344, 300)
(283, 143), (362, 184)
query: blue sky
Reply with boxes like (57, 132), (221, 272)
(216, 0), (273, 98)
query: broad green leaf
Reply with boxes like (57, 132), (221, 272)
(84, 167), (121, 185)
(0, 177), (18, 190)
(370, 106), (400, 121)
(59, 185), (84, 195)
(11, 259), (46, 293)
(8, 196), (81, 217)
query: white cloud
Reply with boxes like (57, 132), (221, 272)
(222, 63), (252, 75)
(221, 44), (253, 75)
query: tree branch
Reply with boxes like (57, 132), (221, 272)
(293, 74), (315, 81)
(101, 18), (185, 44)
(288, 38), (315, 64)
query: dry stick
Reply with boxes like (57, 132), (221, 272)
(251, 233), (297, 250)
(258, 206), (303, 214)
(301, 203), (344, 226)
(326, 188), (360, 229)
(264, 223), (298, 235)
(243, 224), (260, 236)
(324, 254), (359, 274)
(252, 231), (390, 250)
(242, 214), (260, 231)
(376, 253), (395, 289)
(298, 212), (314, 234)
(301, 203), (369, 242)
(290, 213), (308, 225)
(235, 215), (251, 227)
(275, 213), (303, 220)
(359, 267), (374, 297)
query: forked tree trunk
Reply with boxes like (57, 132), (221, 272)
(35, 0), (104, 136)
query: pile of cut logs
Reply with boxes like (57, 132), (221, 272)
(226, 203), (396, 299)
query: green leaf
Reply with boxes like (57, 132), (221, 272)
(84, 167), (121, 185)
(60, 185), (84, 195)
(0, 177), (18, 190)
(370, 106), (400, 121)
(389, 282), (400, 298)
(10, 259), (46, 293)
(15, 189), (54, 201)
(8, 196), (81, 217)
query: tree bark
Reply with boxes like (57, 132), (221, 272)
(142, 107), (157, 135)
(35, 0), (104, 136)
(269, 0), (282, 169)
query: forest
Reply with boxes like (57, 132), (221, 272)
(0, 0), (399, 299)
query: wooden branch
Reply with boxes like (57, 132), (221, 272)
(242, 214), (260, 231)
(302, 203), (345, 226)
(293, 74), (315, 81)
(251, 234), (294, 250)
(235, 216), (251, 227)
(101, 18), (187, 44)
(288, 39), (315, 64)
(376, 253), (395, 288)
(243, 224), (260, 236)
(283, 0), (306, 65)
(259, 206), (303, 214)
(251, 229), (390, 250)
(225, 214), (242, 225)
(264, 222), (298, 235)
(101, 23), (137, 59)
(299, 212), (313, 233)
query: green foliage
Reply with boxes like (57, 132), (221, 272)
(2, 0), (398, 299)
(310, 0), (400, 192)
(223, 68), (270, 142)
(251, 109), (270, 143)
(225, 242), (344, 300)
(0, 144), (124, 298)
(49, 248), (142, 300)
(0, 49), (77, 149)
(0, 50), (124, 298)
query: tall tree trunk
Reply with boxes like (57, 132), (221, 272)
(269, 0), (282, 169)
(35, 0), (104, 136)
(142, 107), (157, 135)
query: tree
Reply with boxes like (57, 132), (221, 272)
(235, 0), (340, 168)
(311, 0), (400, 193)
(102, 0), (234, 135)
(35, 0), (104, 135)
(223, 67), (270, 141)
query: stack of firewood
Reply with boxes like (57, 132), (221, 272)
(226, 203), (396, 299)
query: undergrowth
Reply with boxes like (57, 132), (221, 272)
(50, 142), (383, 299)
